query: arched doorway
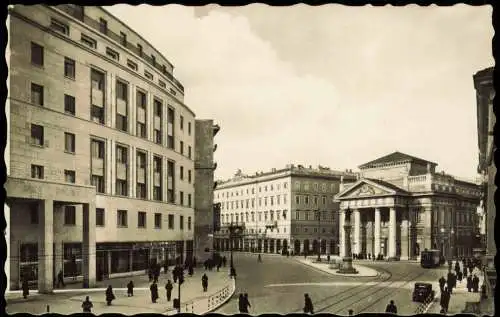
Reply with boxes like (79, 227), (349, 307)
(304, 239), (310, 255)
(294, 240), (301, 255)
(312, 240), (319, 255)
(321, 240), (327, 254)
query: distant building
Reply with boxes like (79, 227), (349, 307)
(474, 66), (495, 303)
(335, 152), (482, 260)
(213, 166), (358, 256)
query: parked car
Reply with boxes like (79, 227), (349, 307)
(412, 282), (435, 302)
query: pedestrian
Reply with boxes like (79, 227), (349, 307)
(127, 280), (134, 297)
(467, 275), (473, 292)
(217, 261), (221, 272)
(238, 293), (245, 313)
(165, 280), (173, 301)
(440, 287), (449, 313)
(463, 266), (468, 278)
(303, 293), (314, 314)
(57, 270), (65, 288)
(258, 254), (262, 263)
(438, 276), (446, 293)
(188, 264), (194, 276)
(105, 285), (115, 306)
(243, 293), (251, 313)
(204, 260), (209, 271)
(327, 255), (331, 263)
(447, 271), (454, 294)
(385, 300), (397, 314)
(148, 268), (153, 282)
(348, 309), (354, 316)
(222, 256), (227, 267)
(454, 261), (460, 273)
(22, 277), (29, 299)
(193, 256), (197, 267)
(81, 295), (93, 313)
(473, 275), (480, 293)
(442, 288), (450, 313)
(163, 261), (169, 274)
(457, 270), (463, 283)
(202, 273), (209, 292)
(230, 266), (237, 278)
(150, 282), (159, 303)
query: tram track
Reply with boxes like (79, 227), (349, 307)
(291, 265), (393, 313)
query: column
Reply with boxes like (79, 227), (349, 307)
(423, 206), (433, 250)
(110, 140), (115, 195)
(147, 153), (153, 200)
(148, 93), (154, 141)
(374, 208), (381, 257)
(38, 199), (54, 293)
(400, 210), (409, 260)
(54, 240), (63, 278)
(107, 251), (112, 276)
(82, 202), (96, 288)
(388, 207), (397, 259)
(129, 145), (135, 197)
(106, 73), (114, 128)
(365, 220), (373, 257)
(339, 210), (345, 257)
(353, 209), (361, 255)
(129, 84), (136, 135)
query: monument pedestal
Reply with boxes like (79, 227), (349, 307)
(337, 256), (358, 274)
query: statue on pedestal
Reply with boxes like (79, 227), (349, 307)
(337, 208), (358, 274)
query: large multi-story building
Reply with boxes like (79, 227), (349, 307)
(213, 166), (358, 256)
(335, 152), (482, 261)
(5, 5), (206, 292)
(474, 66), (495, 304)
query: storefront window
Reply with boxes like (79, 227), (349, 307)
(132, 249), (148, 271)
(64, 243), (82, 277)
(20, 243), (38, 282)
(111, 250), (130, 273)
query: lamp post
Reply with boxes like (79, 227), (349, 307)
(337, 207), (358, 274)
(450, 229), (455, 260)
(317, 209), (321, 262)
(228, 222), (243, 274)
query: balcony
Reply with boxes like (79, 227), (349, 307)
(91, 88), (103, 107)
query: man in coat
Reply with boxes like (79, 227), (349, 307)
(385, 300), (397, 314)
(202, 273), (209, 292)
(467, 275), (473, 292)
(303, 293), (314, 314)
(127, 280), (134, 297)
(472, 275), (480, 293)
(150, 282), (159, 303)
(438, 276), (446, 293)
(56, 270), (65, 288)
(165, 280), (173, 301)
(22, 277), (29, 299)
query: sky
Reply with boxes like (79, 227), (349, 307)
(106, 4), (493, 181)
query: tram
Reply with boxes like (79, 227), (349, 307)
(420, 249), (442, 268)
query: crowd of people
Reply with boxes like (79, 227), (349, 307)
(438, 257), (484, 314)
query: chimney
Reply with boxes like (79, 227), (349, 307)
(271, 168), (277, 173)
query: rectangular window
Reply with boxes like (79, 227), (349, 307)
(167, 107), (175, 149)
(116, 114), (128, 132)
(180, 166), (184, 180)
(188, 216), (192, 230)
(144, 71), (153, 80)
(64, 94), (75, 115)
(136, 183), (146, 199)
(154, 213), (161, 229)
(31, 42), (44, 66)
(188, 146), (192, 159)
(31, 164), (44, 179)
(90, 105), (104, 124)
(127, 59), (138, 71)
(188, 170), (192, 183)
(64, 132), (75, 153)
(159, 80), (166, 88)
(50, 18), (69, 35)
(168, 214), (174, 229)
(180, 141), (184, 155)
(99, 18), (107, 34)
(137, 43), (143, 56)
(180, 191), (184, 205)
(91, 139), (105, 158)
(170, 88), (177, 96)
(188, 122), (191, 135)
(106, 47), (120, 61)
(116, 145), (128, 164)
(154, 129), (162, 144)
(180, 215), (184, 230)
(64, 170), (76, 183)
(91, 69), (105, 91)
(81, 34), (97, 49)
(138, 211), (146, 228)
(30, 124), (44, 146)
(180, 116), (184, 130)
(117, 210), (128, 227)
(136, 122), (146, 138)
(31, 83), (44, 106)
(64, 57), (75, 79)
(91, 175), (105, 193)
(116, 179), (128, 196)
(64, 206), (76, 225)
(116, 81), (128, 101)
(96, 208), (105, 226)
(120, 31), (127, 46)
(188, 193), (192, 207)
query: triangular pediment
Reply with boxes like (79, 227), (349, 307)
(337, 179), (397, 199)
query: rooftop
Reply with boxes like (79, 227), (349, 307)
(359, 151), (437, 169)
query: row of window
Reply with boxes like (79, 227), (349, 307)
(222, 209), (289, 223)
(295, 194), (332, 206)
(30, 42), (193, 156)
(217, 182), (289, 198)
(219, 194), (289, 211)
(291, 210), (336, 221)
(47, 11), (182, 94)
(28, 205), (192, 230)
(294, 181), (339, 193)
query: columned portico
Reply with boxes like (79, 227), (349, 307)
(388, 207), (397, 260)
(353, 209), (361, 255)
(38, 199), (54, 293)
(374, 208), (381, 257)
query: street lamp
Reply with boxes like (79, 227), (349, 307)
(228, 222), (243, 275)
(316, 209), (321, 262)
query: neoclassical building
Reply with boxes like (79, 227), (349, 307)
(213, 166), (358, 256)
(335, 152), (482, 260)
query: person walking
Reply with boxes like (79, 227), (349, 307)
(188, 264), (194, 277)
(202, 273), (209, 292)
(238, 294), (245, 313)
(473, 274), (480, 293)
(457, 270), (463, 283)
(243, 293), (251, 313)
(165, 280), (173, 301)
(56, 270), (65, 288)
(105, 285), (115, 306)
(230, 266), (237, 278)
(439, 276), (446, 293)
(463, 266), (468, 278)
(446, 271), (455, 294)
(258, 254), (262, 263)
(440, 287), (450, 314)
(385, 300), (397, 314)
(127, 280), (134, 297)
(22, 277), (29, 299)
(163, 261), (169, 274)
(222, 256), (227, 267)
(348, 309), (354, 316)
(82, 296), (93, 313)
(467, 275), (473, 292)
(303, 293), (314, 314)
(150, 282), (159, 303)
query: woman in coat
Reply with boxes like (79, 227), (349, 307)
(105, 285), (115, 305)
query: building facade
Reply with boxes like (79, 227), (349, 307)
(194, 120), (219, 261)
(6, 5), (201, 291)
(474, 66), (495, 304)
(336, 152), (482, 261)
(213, 166), (358, 256)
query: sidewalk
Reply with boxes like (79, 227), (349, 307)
(294, 255), (379, 277)
(6, 267), (233, 315)
(426, 263), (486, 314)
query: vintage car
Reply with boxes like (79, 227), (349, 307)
(412, 282), (435, 302)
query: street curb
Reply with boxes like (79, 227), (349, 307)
(201, 278), (237, 315)
(293, 258), (380, 278)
